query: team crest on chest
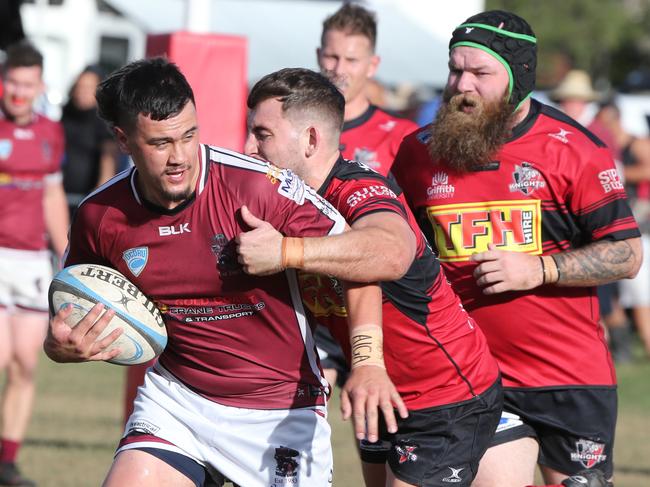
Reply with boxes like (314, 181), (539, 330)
(0, 140), (12, 160)
(122, 247), (149, 277)
(509, 162), (546, 195)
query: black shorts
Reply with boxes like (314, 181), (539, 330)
(314, 325), (349, 387)
(360, 379), (502, 487)
(491, 387), (617, 477)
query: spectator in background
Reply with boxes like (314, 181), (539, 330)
(61, 65), (118, 216)
(549, 69), (600, 126)
(595, 101), (650, 359)
(0, 41), (68, 487)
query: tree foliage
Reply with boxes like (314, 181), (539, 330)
(486, 0), (650, 89)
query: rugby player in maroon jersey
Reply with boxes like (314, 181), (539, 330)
(390, 10), (638, 487)
(43, 58), (401, 487)
(0, 42), (68, 487)
(238, 67), (502, 487)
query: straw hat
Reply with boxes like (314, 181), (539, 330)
(550, 69), (601, 102)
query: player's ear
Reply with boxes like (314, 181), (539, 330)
(305, 125), (319, 158)
(113, 126), (131, 155)
(367, 54), (380, 79)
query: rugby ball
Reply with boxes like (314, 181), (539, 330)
(48, 264), (167, 365)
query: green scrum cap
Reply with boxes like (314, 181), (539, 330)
(449, 10), (537, 110)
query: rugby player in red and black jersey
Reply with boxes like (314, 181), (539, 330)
(238, 68), (502, 487)
(315, 1), (418, 407)
(317, 3), (417, 178)
(42, 58), (398, 487)
(390, 10), (639, 487)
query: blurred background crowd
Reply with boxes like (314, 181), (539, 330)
(2, 0), (650, 363)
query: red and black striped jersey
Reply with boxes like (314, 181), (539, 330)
(0, 111), (64, 250)
(340, 105), (418, 177)
(392, 99), (640, 388)
(66, 144), (346, 409)
(302, 157), (499, 410)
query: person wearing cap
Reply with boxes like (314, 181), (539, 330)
(550, 69), (602, 126)
(391, 9), (640, 487)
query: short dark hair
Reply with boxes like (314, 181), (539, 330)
(96, 57), (195, 131)
(247, 68), (345, 133)
(321, 3), (377, 51)
(3, 40), (43, 73)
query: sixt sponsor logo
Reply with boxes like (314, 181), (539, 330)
(346, 185), (397, 207)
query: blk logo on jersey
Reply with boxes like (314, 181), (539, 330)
(123, 247), (148, 277)
(570, 439), (607, 468)
(598, 169), (624, 193)
(427, 171), (455, 199)
(395, 441), (418, 464)
(159, 223), (191, 236)
(0, 140), (12, 160)
(442, 467), (465, 483)
(509, 162), (546, 195)
(274, 446), (299, 478)
(427, 200), (542, 261)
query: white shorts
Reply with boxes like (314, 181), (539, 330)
(0, 247), (52, 313)
(619, 233), (650, 308)
(119, 365), (333, 487)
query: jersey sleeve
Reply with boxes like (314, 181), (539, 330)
(391, 134), (423, 210)
(246, 168), (346, 238)
(330, 176), (408, 225)
(64, 201), (112, 267)
(568, 145), (640, 242)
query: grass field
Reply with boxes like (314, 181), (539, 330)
(10, 345), (650, 486)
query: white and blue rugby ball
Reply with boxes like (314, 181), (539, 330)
(48, 264), (167, 365)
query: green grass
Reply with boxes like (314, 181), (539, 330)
(4, 351), (649, 486)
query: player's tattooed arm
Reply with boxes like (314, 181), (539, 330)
(553, 237), (642, 287)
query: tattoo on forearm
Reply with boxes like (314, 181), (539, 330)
(553, 240), (635, 285)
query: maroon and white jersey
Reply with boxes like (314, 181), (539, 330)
(0, 111), (64, 250)
(340, 105), (418, 177)
(392, 99), (640, 389)
(301, 157), (499, 410)
(66, 144), (346, 409)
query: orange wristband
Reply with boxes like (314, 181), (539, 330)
(281, 237), (304, 269)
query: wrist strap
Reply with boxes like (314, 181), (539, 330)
(281, 237), (304, 269)
(540, 255), (559, 284)
(350, 325), (385, 369)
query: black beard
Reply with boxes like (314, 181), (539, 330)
(427, 91), (515, 172)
